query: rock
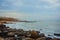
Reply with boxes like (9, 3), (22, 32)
(0, 37), (4, 40)
(36, 37), (46, 40)
(48, 34), (52, 36)
(24, 31), (31, 37)
(52, 38), (60, 40)
(39, 33), (45, 37)
(17, 29), (23, 31)
(30, 30), (39, 39)
(23, 38), (34, 40)
(40, 29), (42, 31)
(46, 37), (52, 40)
(0, 24), (6, 28)
(0, 30), (2, 33)
(54, 33), (60, 36)
(7, 32), (15, 37)
(5, 37), (15, 40)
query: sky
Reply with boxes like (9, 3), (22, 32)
(0, 0), (60, 21)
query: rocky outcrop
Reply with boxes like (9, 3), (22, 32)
(0, 24), (60, 40)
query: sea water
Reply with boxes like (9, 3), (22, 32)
(6, 20), (60, 36)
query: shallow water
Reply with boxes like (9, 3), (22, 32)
(6, 20), (60, 35)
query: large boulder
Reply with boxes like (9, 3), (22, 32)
(0, 37), (4, 40)
(30, 30), (39, 39)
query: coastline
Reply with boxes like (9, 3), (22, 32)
(0, 24), (60, 40)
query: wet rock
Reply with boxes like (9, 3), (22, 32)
(0, 24), (56, 40)
(5, 37), (15, 40)
(40, 29), (42, 31)
(36, 37), (46, 40)
(48, 34), (51, 36)
(52, 38), (60, 40)
(23, 38), (34, 40)
(46, 37), (52, 40)
(39, 33), (45, 37)
(30, 30), (39, 39)
(18, 29), (23, 31)
(54, 33), (60, 36)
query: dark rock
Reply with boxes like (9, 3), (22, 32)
(7, 32), (15, 37)
(5, 37), (15, 40)
(0, 24), (6, 28)
(52, 38), (60, 40)
(39, 33), (45, 37)
(23, 38), (34, 40)
(54, 33), (60, 36)
(46, 37), (52, 40)
(36, 37), (46, 40)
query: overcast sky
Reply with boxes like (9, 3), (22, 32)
(0, 0), (60, 20)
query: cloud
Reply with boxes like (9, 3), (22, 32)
(6, 0), (23, 7)
(36, 0), (60, 9)
(0, 0), (23, 10)
(0, 0), (60, 11)
(45, 0), (60, 8)
(0, 0), (60, 20)
(44, 0), (60, 4)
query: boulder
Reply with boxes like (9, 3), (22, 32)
(39, 33), (45, 37)
(36, 37), (46, 40)
(7, 32), (15, 37)
(30, 30), (39, 39)
(5, 37), (15, 40)
(22, 38), (34, 40)
(52, 38), (60, 40)
(0, 37), (4, 40)
(45, 37), (52, 40)
(54, 33), (60, 36)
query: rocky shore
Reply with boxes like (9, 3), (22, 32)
(0, 24), (60, 40)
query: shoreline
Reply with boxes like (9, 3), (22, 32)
(0, 24), (60, 40)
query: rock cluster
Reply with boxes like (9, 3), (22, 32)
(0, 24), (60, 40)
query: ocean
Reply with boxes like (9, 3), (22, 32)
(6, 20), (60, 36)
